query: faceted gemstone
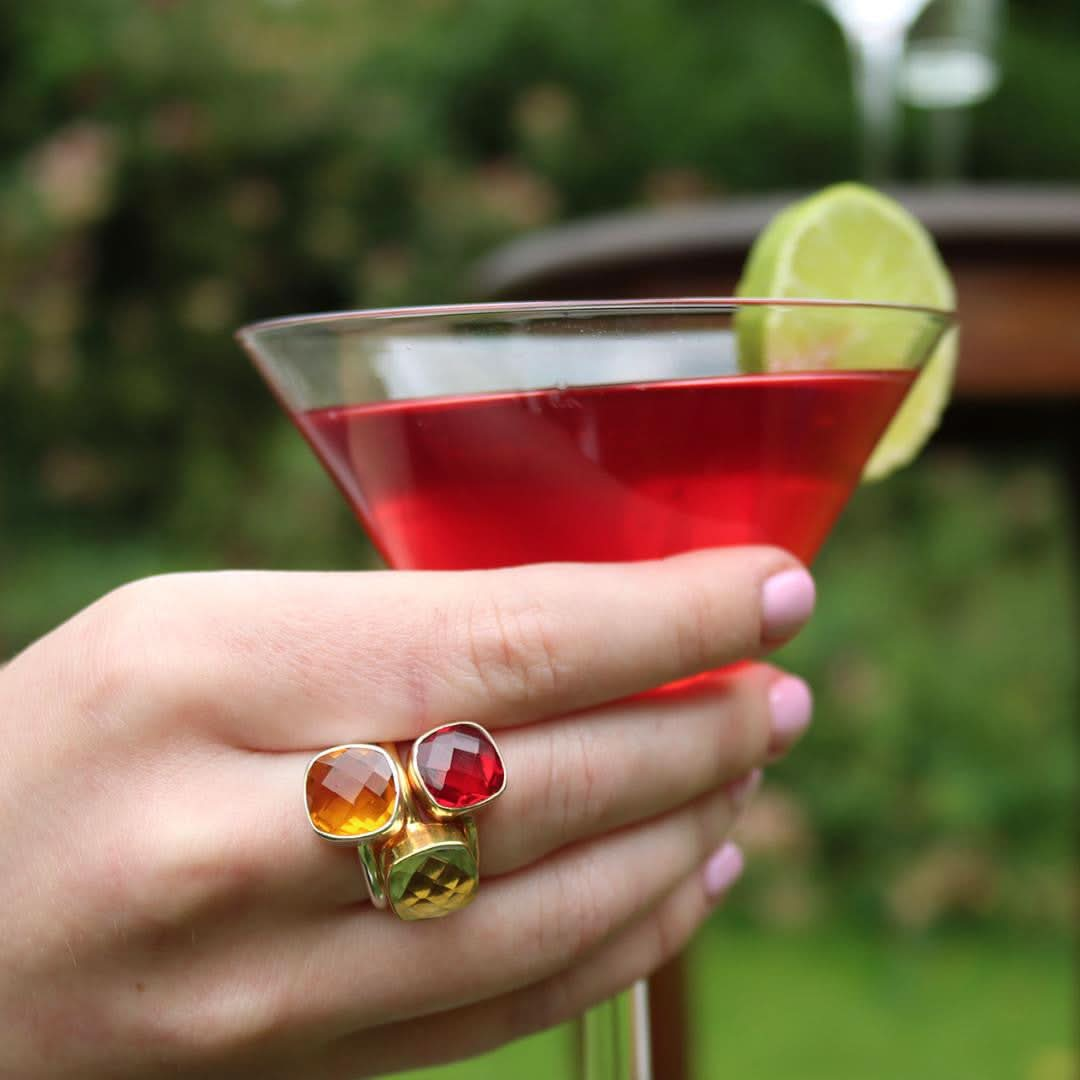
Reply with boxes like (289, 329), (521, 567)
(306, 746), (397, 838)
(414, 724), (505, 809)
(387, 844), (478, 920)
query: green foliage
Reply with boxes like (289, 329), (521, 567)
(391, 926), (1075, 1079)
(749, 456), (1076, 933)
(0, 0), (1076, 937)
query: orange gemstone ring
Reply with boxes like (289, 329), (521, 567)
(304, 743), (407, 910)
(304, 743), (406, 845)
(304, 725), (507, 921)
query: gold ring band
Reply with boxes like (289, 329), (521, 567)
(357, 842), (388, 909)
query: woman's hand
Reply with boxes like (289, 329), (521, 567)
(0, 548), (814, 1079)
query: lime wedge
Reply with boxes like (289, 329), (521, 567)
(735, 182), (956, 480)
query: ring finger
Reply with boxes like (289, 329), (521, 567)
(230, 662), (806, 908)
(266, 781), (743, 1036)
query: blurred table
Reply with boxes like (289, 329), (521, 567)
(476, 186), (1080, 399)
(475, 185), (1080, 1080)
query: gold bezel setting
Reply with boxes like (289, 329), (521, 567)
(377, 819), (481, 921)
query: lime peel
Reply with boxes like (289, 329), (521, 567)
(734, 183), (956, 481)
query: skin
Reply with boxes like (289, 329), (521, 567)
(0, 547), (814, 1079)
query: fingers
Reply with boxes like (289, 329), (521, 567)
(251, 664), (794, 909)
(321, 843), (746, 1079)
(276, 783), (743, 1035)
(478, 669), (776, 877)
(97, 548), (814, 749)
(114, 662), (809, 926)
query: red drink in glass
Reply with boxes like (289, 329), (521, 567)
(298, 370), (915, 569)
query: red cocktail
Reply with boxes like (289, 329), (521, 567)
(298, 370), (914, 570)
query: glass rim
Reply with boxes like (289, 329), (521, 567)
(237, 296), (956, 342)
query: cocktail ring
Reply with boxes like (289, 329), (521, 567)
(304, 743), (406, 846)
(304, 724), (506, 921)
(372, 815), (481, 920)
(407, 722), (507, 819)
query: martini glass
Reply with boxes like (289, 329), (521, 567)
(238, 298), (953, 1079)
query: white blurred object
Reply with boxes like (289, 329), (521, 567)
(823, 0), (932, 40)
(820, 0), (934, 180)
(900, 0), (1004, 180)
(901, 39), (999, 107)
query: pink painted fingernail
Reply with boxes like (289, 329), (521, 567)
(768, 674), (813, 759)
(761, 568), (816, 643)
(724, 768), (763, 811)
(703, 842), (745, 901)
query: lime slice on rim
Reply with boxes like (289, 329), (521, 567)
(735, 182), (957, 481)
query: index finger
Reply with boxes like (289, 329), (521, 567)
(107, 547), (814, 749)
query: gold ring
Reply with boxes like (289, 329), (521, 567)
(372, 814), (481, 921)
(305, 724), (506, 921)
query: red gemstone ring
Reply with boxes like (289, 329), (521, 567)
(407, 722), (508, 822)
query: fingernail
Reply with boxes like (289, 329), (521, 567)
(761, 568), (816, 643)
(724, 768), (763, 811)
(703, 841), (745, 901)
(768, 674), (813, 759)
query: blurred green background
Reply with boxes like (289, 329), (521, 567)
(0, 2), (1075, 1078)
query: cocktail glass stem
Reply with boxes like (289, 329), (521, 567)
(899, 1), (1004, 182)
(849, 29), (906, 182)
(581, 983), (651, 1080)
(822, 0), (933, 180)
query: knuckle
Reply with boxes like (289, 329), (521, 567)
(540, 729), (573, 845)
(648, 907), (679, 970)
(567, 724), (611, 826)
(701, 670), (775, 782)
(506, 974), (575, 1044)
(75, 582), (156, 715)
(133, 977), (287, 1069)
(458, 592), (565, 707)
(729, 669), (775, 767)
(671, 582), (715, 673)
(190, 981), (287, 1063)
(537, 722), (611, 855)
(91, 575), (177, 656)
(689, 794), (720, 861)
(73, 576), (194, 732)
(103, 824), (256, 945)
(631, 889), (707, 989)
(532, 859), (610, 965)
(647, 893), (695, 970)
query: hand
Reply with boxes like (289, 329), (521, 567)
(0, 548), (815, 1078)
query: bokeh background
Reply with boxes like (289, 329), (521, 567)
(0, 2), (1075, 1078)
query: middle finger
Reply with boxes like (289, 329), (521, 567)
(239, 663), (805, 907)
